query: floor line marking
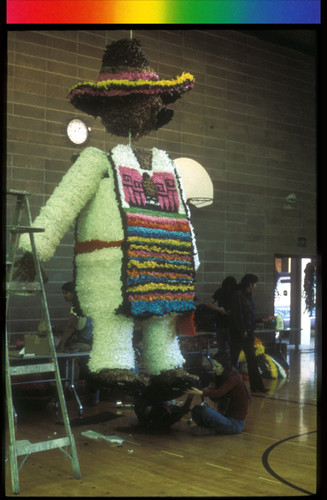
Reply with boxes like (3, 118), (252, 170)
(258, 476), (281, 484)
(206, 462), (233, 471)
(261, 430), (316, 495)
(242, 432), (277, 441)
(243, 431), (316, 448)
(161, 450), (184, 458)
(284, 441), (316, 449)
(252, 395), (317, 407)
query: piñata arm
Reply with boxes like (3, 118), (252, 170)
(19, 147), (109, 261)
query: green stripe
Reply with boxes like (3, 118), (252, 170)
(124, 207), (187, 218)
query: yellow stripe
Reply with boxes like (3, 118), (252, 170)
(128, 236), (192, 247)
(70, 73), (195, 92)
(127, 283), (194, 293)
(129, 243), (189, 256)
(127, 260), (191, 271)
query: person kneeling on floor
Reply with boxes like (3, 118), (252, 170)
(185, 354), (250, 436)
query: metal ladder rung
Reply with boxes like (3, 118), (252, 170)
(15, 437), (71, 456)
(7, 189), (31, 196)
(6, 281), (42, 293)
(10, 363), (55, 376)
(7, 225), (45, 233)
(6, 189), (81, 493)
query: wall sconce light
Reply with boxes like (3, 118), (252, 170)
(283, 193), (297, 210)
(285, 193), (296, 203)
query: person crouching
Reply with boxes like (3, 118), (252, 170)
(185, 354), (249, 435)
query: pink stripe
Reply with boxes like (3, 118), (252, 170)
(127, 213), (190, 226)
(71, 88), (157, 98)
(129, 249), (192, 262)
(128, 270), (193, 281)
(97, 71), (159, 82)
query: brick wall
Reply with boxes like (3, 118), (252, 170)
(6, 29), (317, 336)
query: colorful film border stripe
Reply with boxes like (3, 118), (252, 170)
(7, 0), (321, 24)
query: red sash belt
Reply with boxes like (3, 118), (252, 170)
(74, 239), (124, 254)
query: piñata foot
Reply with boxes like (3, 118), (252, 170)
(146, 368), (200, 401)
(87, 368), (149, 396)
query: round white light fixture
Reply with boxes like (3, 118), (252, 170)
(174, 157), (214, 208)
(66, 118), (91, 145)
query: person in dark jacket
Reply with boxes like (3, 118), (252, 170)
(229, 274), (267, 393)
(208, 276), (237, 356)
(185, 354), (249, 435)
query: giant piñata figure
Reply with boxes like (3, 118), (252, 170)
(18, 39), (201, 395)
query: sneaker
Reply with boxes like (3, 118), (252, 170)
(191, 425), (216, 436)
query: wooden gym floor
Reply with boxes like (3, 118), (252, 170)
(5, 345), (319, 497)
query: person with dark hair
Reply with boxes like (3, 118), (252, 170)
(208, 276), (237, 356)
(57, 282), (99, 405)
(185, 354), (249, 435)
(57, 282), (93, 353)
(229, 274), (267, 393)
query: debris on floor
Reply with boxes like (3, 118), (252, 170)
(81, 430), (124, 446)
(115, 400), (133, 408)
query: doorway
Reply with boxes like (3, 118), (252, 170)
(274, 255), (316, 348)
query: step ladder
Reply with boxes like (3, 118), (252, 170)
(5, 189), (81, 494)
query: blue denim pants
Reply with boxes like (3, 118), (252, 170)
(191, 405), (244, 434)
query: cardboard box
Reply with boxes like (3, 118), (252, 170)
(24, 334), (50, 355)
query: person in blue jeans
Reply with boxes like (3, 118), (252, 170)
(185, 354), (250, 435)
